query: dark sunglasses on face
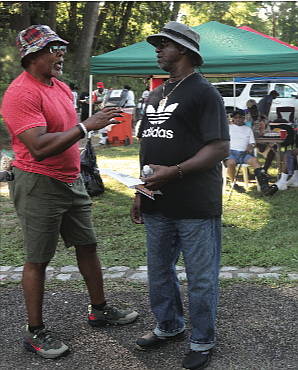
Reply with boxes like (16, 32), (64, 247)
(154, 38), (171, 49)
(45, 45), (67, 54)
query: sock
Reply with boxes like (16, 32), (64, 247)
(291, 170), (298, 181)
(279, 172), (288, 183)
(92, 301), (106, 311)
(29, 323), (44, 333)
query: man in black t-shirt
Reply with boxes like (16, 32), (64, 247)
(79, 90), (92, 122)
(130, 21), (230, 370)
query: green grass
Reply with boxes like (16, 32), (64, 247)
(1, 139), (298, 274)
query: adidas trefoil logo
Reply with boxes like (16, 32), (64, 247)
(146, 102), (179, 125)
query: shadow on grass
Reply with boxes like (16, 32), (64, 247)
(222, 181), (298, 271)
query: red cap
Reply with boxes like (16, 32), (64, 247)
(97, 82), (104, 88)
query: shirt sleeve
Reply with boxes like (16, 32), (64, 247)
(249, 128), (255, 144)
(197, 86), (230, 143)
(2, 87), (47, 136)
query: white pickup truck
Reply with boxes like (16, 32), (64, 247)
(212, 80), (298, 121)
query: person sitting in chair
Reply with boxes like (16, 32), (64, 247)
(245, 99), (276, 176)
(225, 110), (278, 196)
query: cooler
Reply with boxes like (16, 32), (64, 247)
(102, 89), (133, 146)
(107, 110), (133, 146)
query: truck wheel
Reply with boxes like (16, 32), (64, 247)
(124, 137), (131, 146)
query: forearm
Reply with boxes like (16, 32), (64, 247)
(141, 140), (230, 191)
(176, 139), (230, 175)
(18, 108), (122, 162)
(18, 126), (83, 162)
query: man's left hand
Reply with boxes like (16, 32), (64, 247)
(246, 144), (254, 154)
(140, 164), (179, 191)
(290, 148), (298, 158)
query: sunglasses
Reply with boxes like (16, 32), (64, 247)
(46, 45), (67, 54)
(154, 38), (171, 49)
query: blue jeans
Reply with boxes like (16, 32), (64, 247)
(225, 149), (254, 166)
(143, 211), (222, 351)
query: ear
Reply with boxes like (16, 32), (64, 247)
(29, 55), (37, 64)
(179, 46), (188, 55)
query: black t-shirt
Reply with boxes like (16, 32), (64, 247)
(138, 73), (229, 219)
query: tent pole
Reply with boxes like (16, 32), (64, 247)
(233, 77), (236, 110)
(88, 75), (93, 139)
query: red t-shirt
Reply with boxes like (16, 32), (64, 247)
(1, 71), (80, 182)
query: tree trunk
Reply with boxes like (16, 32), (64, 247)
(74, 1), (100, 88)
(67, 1), (78, 51)
(48, 2), (57, 31)
(91, 1), (112, 55)
(170, 1), (181, 21)
(114, 1), (134, 50)
(10, 1), (30, 31)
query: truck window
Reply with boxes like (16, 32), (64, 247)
(275, 84), (296, 98)
(250, 84), (268, 97)
(215, 84), (245, 97)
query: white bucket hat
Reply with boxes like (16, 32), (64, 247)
(146, 21), (203, 66)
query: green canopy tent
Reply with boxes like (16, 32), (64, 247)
(90, 21), (298, 78)
(88, 21), (298, 116)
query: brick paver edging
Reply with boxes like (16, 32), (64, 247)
(1, 265), (298, 283)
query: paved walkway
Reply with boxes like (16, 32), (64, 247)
(1, 264), (298, 283)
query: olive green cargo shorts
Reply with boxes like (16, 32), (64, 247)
(9, 167), (97, 263)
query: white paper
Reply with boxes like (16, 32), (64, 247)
(99, 168), (162, 200)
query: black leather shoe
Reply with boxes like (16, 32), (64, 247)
(136, 330), (186, 350)
(182, 348), (213, 370)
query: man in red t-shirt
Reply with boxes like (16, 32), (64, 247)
(1, 25), (138, 359)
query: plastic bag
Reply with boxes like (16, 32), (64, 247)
(0, 149), (14, 171)
(80, 139), (104, 197)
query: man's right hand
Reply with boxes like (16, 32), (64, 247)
(84, 107), (123, 131)
(130, 194), (144, 224)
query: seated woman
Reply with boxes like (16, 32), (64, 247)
(225, 109), (278, 196)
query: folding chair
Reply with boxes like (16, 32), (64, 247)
(276, 107), (295, 123)
(222, 148), (260, 193)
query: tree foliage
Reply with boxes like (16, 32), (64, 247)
(73, 1), (100, 83)
(0, 1), (298, 102)
(181, 2), (269, 33)
(273, 1), (298, 45)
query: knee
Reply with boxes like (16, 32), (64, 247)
(75, 243), (98, 257)
(226, 160), (236, 168)
(24, 261), (49, 274)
